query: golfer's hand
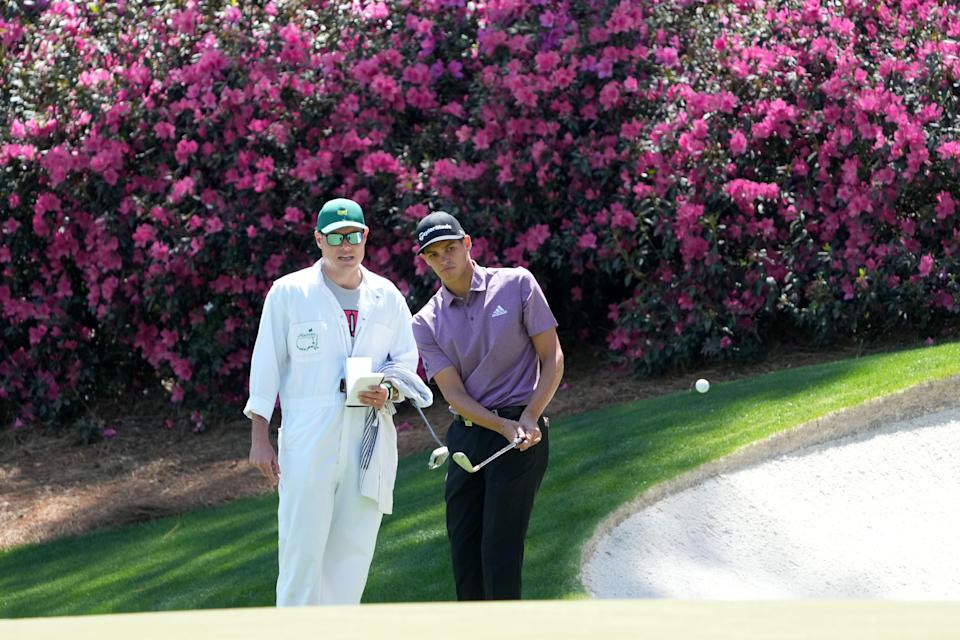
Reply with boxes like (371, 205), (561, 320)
(357, 384), (389, 411)
(496, 418), (536, 450)
(516, 416), (543, 452)
(250, 438), (280, 487)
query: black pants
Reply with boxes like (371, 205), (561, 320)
(444, 408), (549, 600)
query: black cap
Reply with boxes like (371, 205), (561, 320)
(415, 211), (466, 254)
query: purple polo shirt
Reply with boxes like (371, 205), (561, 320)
(412, 263), (558, 409)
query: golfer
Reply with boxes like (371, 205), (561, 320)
(411, 211), (564, 600)
(245, 198), (420, 606)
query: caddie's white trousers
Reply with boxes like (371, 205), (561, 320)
(276, 405), (383, 606)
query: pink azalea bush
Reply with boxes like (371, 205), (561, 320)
(2, 1), (959, 428)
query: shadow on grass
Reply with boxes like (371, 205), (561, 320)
(2, 342), (958, 614)
(0, 494), (279, 617)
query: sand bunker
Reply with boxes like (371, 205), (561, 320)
(582, 388), (960, 599)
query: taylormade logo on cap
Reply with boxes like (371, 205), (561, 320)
(415, 211), (466, 254)
(419, 224), (454, 242)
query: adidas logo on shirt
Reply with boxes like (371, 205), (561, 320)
(491, 305), (508, 318)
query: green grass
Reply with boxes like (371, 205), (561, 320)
(2, 342), (960, 617)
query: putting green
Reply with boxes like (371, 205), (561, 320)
(2, 600), (959, 639)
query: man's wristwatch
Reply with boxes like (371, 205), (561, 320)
(384, 382), (400, 402)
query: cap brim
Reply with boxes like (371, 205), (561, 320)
(416, 234), (465, 254)
(319, 221), (369, 234)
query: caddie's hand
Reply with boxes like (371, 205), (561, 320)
(358, 384), (389, 411)
(516, 415), (543, 452)
(249, 438), (280, 487)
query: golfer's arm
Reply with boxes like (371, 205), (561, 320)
(433, 367), (510, 436)
(521, 327), (564, 424)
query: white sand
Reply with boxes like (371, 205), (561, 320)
(581, 408), (960, 599)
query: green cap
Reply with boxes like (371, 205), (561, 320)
(316, 198), (368, 234)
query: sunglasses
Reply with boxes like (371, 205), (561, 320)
(325, 231), (364, 246)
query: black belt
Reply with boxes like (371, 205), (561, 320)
(456, 405), (527, 426)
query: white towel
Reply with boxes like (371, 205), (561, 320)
(358, 361), (433, 513)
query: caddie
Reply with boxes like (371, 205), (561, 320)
(244, 197), (422, 605)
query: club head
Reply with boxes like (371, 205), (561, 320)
(427, 446), (449, 470)
(452, 451), (476, 473)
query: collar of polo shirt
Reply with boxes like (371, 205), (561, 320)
(440, 261), (486, 305)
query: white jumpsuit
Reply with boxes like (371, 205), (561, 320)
(243, 260), (418, 606)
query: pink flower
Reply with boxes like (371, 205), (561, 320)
(362, 2), (389, 20)
(171, 358), (193, 381)
(253, 172), (275, 192)
(724, 179), (779, 213)
(102, 427), (117, 439)
(512, 85), (538, 108)
(154, 122), (176, 141)
(370, 74), (401, 102)
(936, 141), (960, 160)
(680, 235), (710, 264)
(655, 47), (679, 68)
(675, 202), (705, 238)
(223, 5), (242, 23)
(204, 216), (224, 233)
(522, 224), (551, 252)
(404, 204), (428, 220)
(33, 193), (61, 235)
(361, 151), (400, 176)
(133, 224), (156, 248)
(407, 87), (438, 110)
(9, 119), (26, 138)
(610, 203), (637, 231)
(918, 254), (934, 277)
(175, 139), (198, 165)
(41, 145), (73, 186)
(729, 130), (747, 155)
(936, 192), (955, 221)
(402, 63), (431, 85)
(608, 328), (631, 350)
(29, 325), (48, 346)
(599, 82), (621, 110)
(536, 51), (561, 73)
(170, 176), (195, 202)
(578, 232), (597, 250)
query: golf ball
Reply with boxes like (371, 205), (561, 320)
(695, 378), (710, 393)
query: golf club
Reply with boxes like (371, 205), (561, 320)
(452, 436), (523, 474)
(413, 404), (448, 469)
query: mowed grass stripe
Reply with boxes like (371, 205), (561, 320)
(2, 342), (958, 616)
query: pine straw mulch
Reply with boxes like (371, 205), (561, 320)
(0, 340), (875, 550)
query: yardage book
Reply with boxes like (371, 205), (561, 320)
(345, 356), (384, 407)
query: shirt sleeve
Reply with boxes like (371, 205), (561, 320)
(243, 284), (286, 422)
(412, 307), (455, 382)
(519, 268), (558, 337)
